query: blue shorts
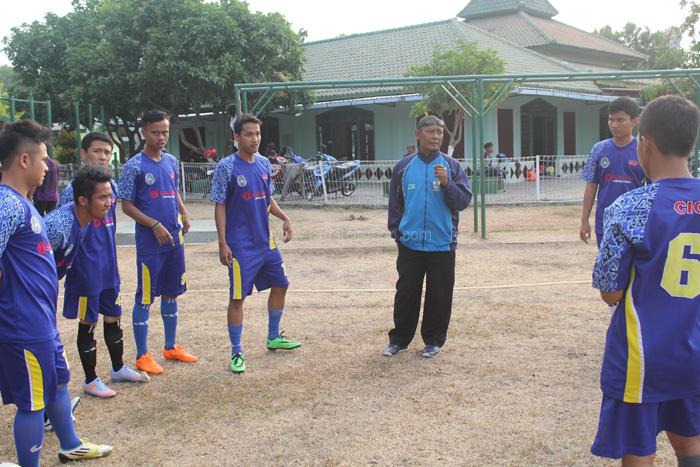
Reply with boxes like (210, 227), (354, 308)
(63, 287), (122, 322)
(229, 248), (289, 300)
(136, 246), (187, 305)
(592, 394), (700, 459)
(0, 334), (70, 412)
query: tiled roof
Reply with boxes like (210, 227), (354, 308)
(467, 12), (646, 60)
(458, 0), (558, 20)
(303, 18), (601, 100)
(528, 15), (647, 59)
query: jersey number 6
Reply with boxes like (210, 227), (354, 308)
(661, 233), (700, 299)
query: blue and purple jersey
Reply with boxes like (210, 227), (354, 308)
(59, 181), (120, 294)
(582, 138), (646, 236)
(593, 178), (700, 403)
(118, 152), (183, 255)
(0, 184), (58, 344)
(209, 153), (276, 255)
(44, 202), (87, 280)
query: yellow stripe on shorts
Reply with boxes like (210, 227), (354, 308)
(232, 258), (242, 300)
(23, 350), (44, 411)
(623, 268), (645, 403)
(78, 296), (88, 321)
(142, 263), (152, 305)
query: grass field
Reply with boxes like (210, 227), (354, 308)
(0, 204), (680, 466)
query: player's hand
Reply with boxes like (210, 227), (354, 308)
(181, 213), (191, 234)
(153, 224), (175, 247)
(282, 219), (293, 243)
(219, 242), (233, 267)
(434, 164), (449, 186)
(579, 221), (591, 244)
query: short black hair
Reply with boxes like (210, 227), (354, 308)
(0, 119), (53, 170)
(81, 132), (113, 151)
(639, 95), (700, 157)
(72, 164), (113, 204)
(140, 110), (169, 128)
(233, 113), (262, 135)
(608, 97), (641, 118)
(484, 142), (493, 150)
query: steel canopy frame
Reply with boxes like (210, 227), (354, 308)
(233, 68), (700, 239)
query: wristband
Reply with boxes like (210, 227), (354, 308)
(151, 222), (161, 231)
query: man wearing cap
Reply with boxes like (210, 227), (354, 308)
(385, 115), (472, 358)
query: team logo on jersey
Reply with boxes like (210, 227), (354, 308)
(628, 160), (639, 167)
(30, 215), (42, 234)
(600, 157), (610, 169)
(145, 173), (156, 185)
(237, 175), (247, 187)
(262, 173), (269, 181)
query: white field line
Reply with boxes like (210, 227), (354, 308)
(58, 280), (589, 299)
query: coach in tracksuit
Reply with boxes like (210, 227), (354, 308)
(385, 115), (471, 359)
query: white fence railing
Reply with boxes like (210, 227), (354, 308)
(58, 155), (591, 206)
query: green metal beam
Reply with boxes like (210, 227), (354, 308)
(478, 79), (486, 240)
(251, 89), (277, 116)
(248, 89), (273, 115)
(235, 69), (700, 93)
(444, 81), (478, 116)
(485, 80), (514, 114)
(471, 85), (478, 234)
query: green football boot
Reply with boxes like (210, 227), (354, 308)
(266, 335), (301, 351)
(230, 353), (245, 374)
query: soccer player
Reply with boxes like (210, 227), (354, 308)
(210, 113), (300, 374)
(118, 110), (196, 375)
(0, 120), (111, 466)
(591, 95), (700, 464)
(57, 132), (148, 398)
(580, 97), (646, 247)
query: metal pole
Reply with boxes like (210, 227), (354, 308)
(478, 80), (486, 240)
(535, 155), (541, 202)
(181, 162), (187, 201)
(319, 159), (328, 204)
(46, 100), (52, 128)
(100, 106), (106, 129)
(10, 96), (16, 121)
(87, 104), (94, 130)
(470, 95), (478, 233)
(234, 86), (242, 117)
(242, 93), (249, 114)
(29, 97), (35, 120)
(74, 101), (81, 155)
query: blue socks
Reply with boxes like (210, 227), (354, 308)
(14, 409), (44, 467)
(45, 386), (81, 451)
(268, 308), (283, 340)
(161, 299), (178, 351)
(132, 303), (150, 359)
(228, 324), (243, 355)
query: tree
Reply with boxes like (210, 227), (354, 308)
(3, 0), (309, 160)
(594, 23), (686, 70)
(406, 40), (506, 157)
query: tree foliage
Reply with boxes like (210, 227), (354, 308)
(406, 40), (505, 157)
(3, 0), (308, 160)
(594, 23), (686, 70)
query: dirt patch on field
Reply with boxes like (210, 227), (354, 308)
(0, 204), (677, 466)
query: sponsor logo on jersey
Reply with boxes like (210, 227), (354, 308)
(30, 215), (42, 234)
(237, 175), (247, 187)
(36, 241), (51, 255)
(600, 157), (610, 169)
(674, 200), (700, 215)
(145, 173), (156, 185)
(408, 183), (416, 190)
(170, 172), (176, 181)
(262, 173), (269, 181)
(604, 173), (634, 183)
(628, 159), (639, 167)
(242, 191), (266, 201)
(150, 188), (159, 199)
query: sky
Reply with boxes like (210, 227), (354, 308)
(0, 0), (690, 65)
